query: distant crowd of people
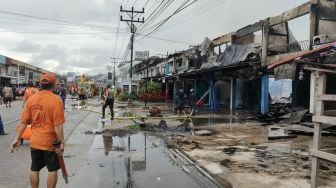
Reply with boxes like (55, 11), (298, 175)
(0, 84), (28, 107)
(0, 82), (67, 108)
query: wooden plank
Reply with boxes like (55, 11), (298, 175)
(269, 2), (310, 26)
(236, 21), (263, 38)
(313, 123), (322, 150)
(311, 122), (322, 188)
(311, 155), (319, 188)
(212, 33), (235, 46)
(311, 149), (336, 163)
(310, 72), (316, 113)
(316, 94), (336, 101)
(320, 148), (336, 153)
(313, 116), (336, 125)
(261, 18), (270, 66)
(315, 73), (326, 116)
(304, 67), (336, 74)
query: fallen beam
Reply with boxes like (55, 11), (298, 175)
(313, 115), (336, 125)
(310, 149), (336, 163)
(316, 94), (336, 101)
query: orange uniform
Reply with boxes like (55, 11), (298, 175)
(23, 87), (39, 103)
(21, 90), (65, 150)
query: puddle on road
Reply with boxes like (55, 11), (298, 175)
(82, 132), (203, 188)
(191, 116), (240, 126)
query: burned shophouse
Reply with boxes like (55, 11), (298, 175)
(134, 0), (336, 121)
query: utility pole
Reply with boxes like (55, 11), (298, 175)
(110, 57), (119, 87)
(106, 65), (112, 86)
(106, 65), (112, 73)
(120, 6), (144, 95)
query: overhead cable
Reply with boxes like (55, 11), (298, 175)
(0, 9), (120, 30)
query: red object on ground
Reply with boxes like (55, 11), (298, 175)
(53, 140), (69, 184)
(149, 106), (161, 116)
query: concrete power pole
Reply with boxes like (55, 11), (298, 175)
(110, 57), (119, 87)
(106, 65), (112, 86)
(120, 6), (144, 95)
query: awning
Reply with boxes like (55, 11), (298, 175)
(267, 41), (336, 70)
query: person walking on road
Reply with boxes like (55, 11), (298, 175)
(102, 85), (114, 120)
(189, 89), (196, 116)
(12, 85), (17, 101)
(3, 84), (13, 107)
(23, 81), (39, 106)
(176, 89), (186, 116)
(60, 86), (67, 109)
(0, 85), (4, 106)
(9, 73), (65, 188)
(0, 115), (8, 135)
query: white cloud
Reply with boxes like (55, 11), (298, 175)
(0, 0), (309, 75)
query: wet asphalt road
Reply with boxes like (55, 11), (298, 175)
(0, 99), (222, 188)
(0, 100), (31, 188)
(0, 99), (92, 187)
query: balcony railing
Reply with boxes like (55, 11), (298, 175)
(268, 40), (310, 55)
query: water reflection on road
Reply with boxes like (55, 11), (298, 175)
(71, 131), (204, 188)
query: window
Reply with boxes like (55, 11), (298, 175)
(168, 61), (173, 73)
(151, 68), (154, 77)
(176, 58), (182, 67)
(161, 65), (165, 74)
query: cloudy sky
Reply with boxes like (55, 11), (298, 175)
(0, 0), (309, 75)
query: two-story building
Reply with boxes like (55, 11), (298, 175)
(0, 54), (64, 86)
(133, 1), (336, 116)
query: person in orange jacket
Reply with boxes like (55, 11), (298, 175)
(23, 81), (39, 106)
(10, 73), (65, 188)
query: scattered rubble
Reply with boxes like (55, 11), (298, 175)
(84, 100), (336, 187)
(267, 126), (297, 140)
(173, 124), (336, 187)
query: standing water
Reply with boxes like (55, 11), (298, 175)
(70, 131), (217, 188)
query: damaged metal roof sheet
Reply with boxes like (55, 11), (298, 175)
(218, 44), (260, 66)
(200, 43), (261, 70)
(267, 41), (336, 70)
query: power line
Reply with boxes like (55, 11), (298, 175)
(138, 0), (173, 33)
(135, 39), (168, 51)
(0, 9), (120, 30)
(0, 30), (128, 35)
(144, 0), (197, 37)
(0, 15), (122, 32)
(132, 0), (139, 7)
(135, 33), (194, 44)
(137, 0), (197, 43)
(143, 0), (151, 9)
(0, 19), (128, 33)
(117, 32), (129, 64)
(124, 0), (131, 7)
(143, 0), (161, 17)
(156, 0), (226, 33)
(112, 12), (122, 59)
